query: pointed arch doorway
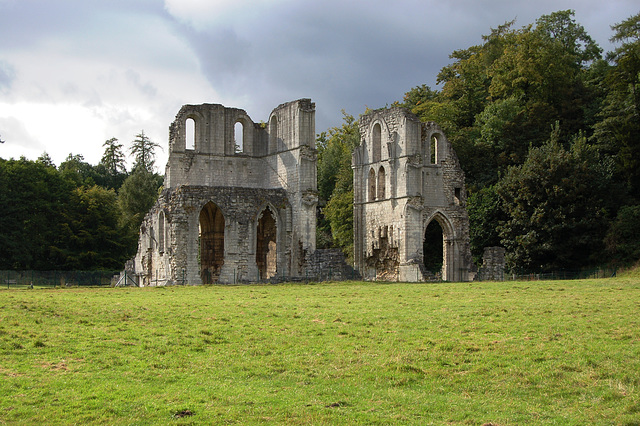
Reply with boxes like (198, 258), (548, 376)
(423, 219), (444, 279)
(199, 202), (225, 284)
(256, 206), (277, 280)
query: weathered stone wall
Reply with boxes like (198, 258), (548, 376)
(304, 249), (361, 281)
(353, 107), (471, 282)
(477, 246), (506, 281)
(134, 99), (317, 285)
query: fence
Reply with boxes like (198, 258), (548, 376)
(504, 268), (617, 282)
(1, 270), (122, 289)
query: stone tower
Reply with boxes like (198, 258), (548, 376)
(352, 107), (471, 281)
(133, 99), (317, 285)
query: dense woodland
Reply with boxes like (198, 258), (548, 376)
(318, 11), (640, 273)
(2, 10), (639, 274)
(0, 133), (163, 270)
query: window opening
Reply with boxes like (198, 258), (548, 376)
(430, 135), (437, 164)
(158, 211), (165, 253)
(269, 115), (278, 153)
(234, 121), (244, 153)
(186, 118), (195, 150)
(368, 168), (376, 201)
(377, 166), (386, 200)
(372, 123), (381, 163)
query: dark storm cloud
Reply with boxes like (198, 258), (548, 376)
(168, 0), (493, 128)
(1, 0), (638, 164)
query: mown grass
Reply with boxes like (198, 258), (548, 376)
(1, 278), (639, 425)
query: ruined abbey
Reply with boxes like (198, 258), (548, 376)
(353, 108), (471, 281)
(133, 99), (317, 285)
(132, 99), (472, 285)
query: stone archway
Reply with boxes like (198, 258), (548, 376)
(199, 202), (225, 284)
(423, 219), (444, 279)
(256, 206), (277, 280)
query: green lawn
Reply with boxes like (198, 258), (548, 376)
(1, 278), (639, 425)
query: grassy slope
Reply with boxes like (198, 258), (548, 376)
(1, 279), (639, 425)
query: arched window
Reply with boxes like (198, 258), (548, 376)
(377, 166), (386, 200)
(185, 118), (195, 150)
(368, 168), (376, 202)
(372, 123), (381, 163)
(158, 211), (165, 253)
(234, 121), (244, 153)
(199, 202), (225, 284)
(269, 115), (278, 153)
(430, 134), (442, 164)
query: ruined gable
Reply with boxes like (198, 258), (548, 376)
(352, 107), (471, 281)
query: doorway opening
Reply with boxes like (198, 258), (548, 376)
(256, 207), (277, 280)
(199, 202), (225, 283)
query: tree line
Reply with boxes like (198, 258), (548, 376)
(0, 132), (162, 270)
(318, 10), (640, 273)
(2, 10), (639, 274)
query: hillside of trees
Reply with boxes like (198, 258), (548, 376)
(318, 10), (640, 273)
(2, 10), (639, 274)
(0, 132), (163, 270)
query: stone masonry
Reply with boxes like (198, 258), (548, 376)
(352, 107), (472, 281)
(133, 99), (318, 285)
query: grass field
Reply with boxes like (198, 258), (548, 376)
(1, 277), (639, 425)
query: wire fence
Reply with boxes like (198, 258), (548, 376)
(0, 266), (618, 289)
(503, 268), (617, 282)
(1, 270), (122, 289)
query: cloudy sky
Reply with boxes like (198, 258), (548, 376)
(0, 0), (637, 171)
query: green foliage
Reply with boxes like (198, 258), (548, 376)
(317, 112), (359, 256)
(117, 166), (162, 238)
(413, 10), (605, 189)
(323, 190), (353, 258)
(394, 10), (640, 272)
(98, 138), (128, 189)
(497, 132), (615, 272)
(0, 150), (160, 270)
(59, 153), (100, 187)
(130, 130), (161, 173)
(0, 158), (72, 269)
(593, 13), (640, 197)
(467, 185), (505, 264)
(605, 205), (640, 265)
(61, 186), (130, 270)
(1, 280), (639, 424)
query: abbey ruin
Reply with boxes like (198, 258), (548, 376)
(133, 99), (317, 285)
(132, 100), (473, 284)
(353, 108), (471, 282)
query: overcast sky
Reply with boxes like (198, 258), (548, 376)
(0, 0), (638, 171)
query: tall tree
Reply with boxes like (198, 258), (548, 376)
(130, 130), (161, 173)
(98, 137), (127, 190)
(61, 185), (129, 270)
(497, 128), (615, 272)
(316, 112), (359, 257)
(100, 137), (126, 176)
(0, 158), (72, 269)
(593, 12), (640, 198)
(117, 166), (161, 243)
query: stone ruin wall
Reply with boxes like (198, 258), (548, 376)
(133, 99), (318, 286)
(353, 107), (472, 282)
(133, 101), (477, 285)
